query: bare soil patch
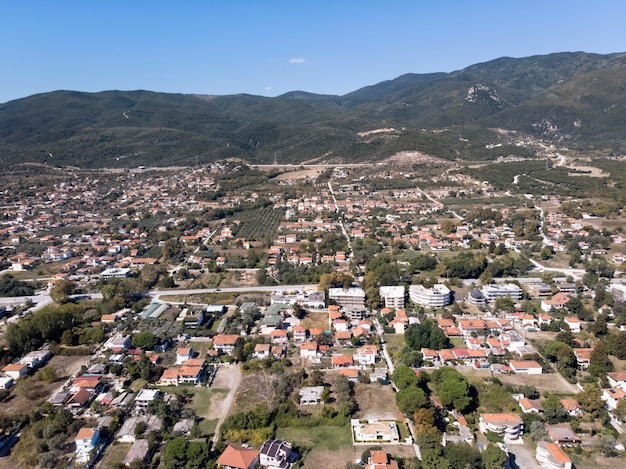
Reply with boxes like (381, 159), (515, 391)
(353, 382), (402, 420)
(272, 168), (325, 180)
(300, 311), (329, 331)
(496, 372), (577, 394)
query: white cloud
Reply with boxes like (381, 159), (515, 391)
(288, 57), (306, 64)
(265, 86), (272, 91)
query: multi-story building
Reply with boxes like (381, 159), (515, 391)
(409, 284), (451, 308)
(329, 287), (366, 311)
(379, 286), (405, 309)
(535, 441), (572, 469)
(479, 413), (524, 440)
(481, 284), (523, 302)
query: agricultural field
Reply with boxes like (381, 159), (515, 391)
(229, 207), (284, 241)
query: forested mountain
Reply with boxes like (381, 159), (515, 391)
(1, 51), (626, 168)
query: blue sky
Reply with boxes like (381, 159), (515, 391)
(1, 1), (625, 103)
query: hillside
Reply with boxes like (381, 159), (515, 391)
(1, 51), (626, 168)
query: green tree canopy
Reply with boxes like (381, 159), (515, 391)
(405, 320), (450, 350)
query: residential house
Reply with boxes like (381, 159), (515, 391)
(519, 398), (544, 414)
(300, 342), (320, 361)
(259, 439), (294, 468)
(270, 329), (289, 345)
(602, 387), (626, 410)
(292, 325), (307, 342)
(2, 363), (28, 380)
(573, 348), (593, 368)
(75, 428), (100, 462)
(560, 399), (582, 417)
(365, 450), (399, 469)
(479, 413), (524, 440)
(176, 347), (194, 364)
(299, 386), (324, 405)
(535, 441), (572, 469)
(213, 334), (240, 355)
(545, 424), (580, 445)
(357, 345), (378, 366)
(134, 389), (160, 412)
(104, 333), (132, 352)
(607, 372), (626, 390)
(563, 317), (582, 333)
(541, 293), (571, 313)
(354, 421), (400, 442)
(332, 355), (354, 368)
(253, 343), (271, 360)
(509, 360), (543, 374)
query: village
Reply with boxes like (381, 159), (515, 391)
(0, 159), (625, 469)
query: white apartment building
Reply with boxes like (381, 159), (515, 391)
(329, 287), (366, 311)
(409, 284), (451, 308)
(379, 286), (405, 309)
(481, 283), (523, 302)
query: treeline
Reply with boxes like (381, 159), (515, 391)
(0, 274), (36, 297)
(4, 302), (96, 357)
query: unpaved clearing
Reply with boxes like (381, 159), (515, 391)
(210, 364), (242, 445)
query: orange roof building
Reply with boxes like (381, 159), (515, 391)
(216, 445), (259, 469)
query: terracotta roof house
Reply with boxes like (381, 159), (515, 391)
(608, 372), (626, 390)
(332, 355), (354, 368)
(216, 445), (260, 469)
(559, 399), (582, 417)
(75, 427), (100, 462)
(253, 343), (271, 360)
(563, 317), (582, 333)
(366, 450), (399, 469)
(479, 413), (524, 440)
(509, 360), (543, 374)
(536, 441), (572, 469)
(2, 363), (28, 380)
(212, 334), (240, 355)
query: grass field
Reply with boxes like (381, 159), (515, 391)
(97, 442), (132, 468)
(276, 424), (356, 469)
(155, 385), (229, 437)
(382, 333), (405, 359)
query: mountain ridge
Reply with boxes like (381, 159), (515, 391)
(2, 51), (626, 168)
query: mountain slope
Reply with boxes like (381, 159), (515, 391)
(2, 51), (626, 168)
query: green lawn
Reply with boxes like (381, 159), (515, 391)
(450, 338), (466, 348)
(275, 425), (352, 451)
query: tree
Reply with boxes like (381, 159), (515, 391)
(396, 386), (429, 415)
(588, 341), (614, 377)
(527, 420), (550, 441)
(50, 279), (74, 303)
(391, 366), (420, 390)
(482, 444), (508, 469)
(443, 442), (483, 469)
(37, 365), (58, 384)
(132, 331), (159, 350)
(163, 437), (189, 469)
(577, 385), (604, 417)
(588, 314), (608, 337)
(543, 395), (569, 424)
(405, 320), (450, 350)
(433, 367), (475, 413)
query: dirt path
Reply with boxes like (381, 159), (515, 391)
(211, 364), (242, 448)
